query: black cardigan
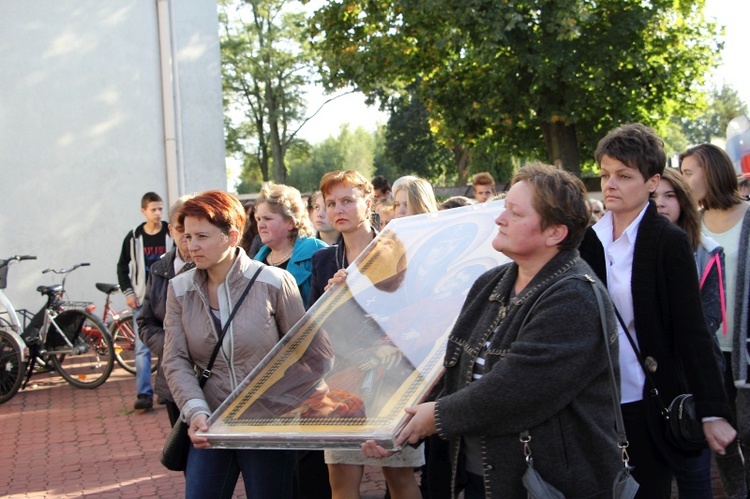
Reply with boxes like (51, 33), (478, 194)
(579, 202), (731, 434)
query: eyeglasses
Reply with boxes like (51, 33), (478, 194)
(171, 225), (185, 233)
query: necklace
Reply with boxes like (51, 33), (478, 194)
(268, 248), (293, 267)
(339, 229), (377, 269)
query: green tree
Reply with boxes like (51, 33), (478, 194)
(680, 84), (748, 146)
(381, 87), (454, 184)
(221, 0), (311, 184)
(287, 125), (381, 192)
(310, 0), (723, 176)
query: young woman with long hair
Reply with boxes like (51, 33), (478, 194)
(680, 144), (750, 497)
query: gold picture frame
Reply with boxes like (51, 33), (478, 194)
(203, 200), (508, 450)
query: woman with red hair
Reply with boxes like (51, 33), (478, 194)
(308, 171), (423, 499)
(163, 190), (305, 499)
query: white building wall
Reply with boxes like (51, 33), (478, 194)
(0, 0), (225, 313)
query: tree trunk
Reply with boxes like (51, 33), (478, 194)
(541, 121), (581, 176)
(266, 83), (287, 184)
(258, 148), (269, 182)
(453, 145), (472, 184)
(269, 119), (286, 183)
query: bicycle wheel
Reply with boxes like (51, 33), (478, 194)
(0, 329), (24, 404)
(49, 310), (114, 389)
(111, 316), (137, 375)
(111, 315), (158, 375)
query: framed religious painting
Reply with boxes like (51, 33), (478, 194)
(202, 199), (509, 450)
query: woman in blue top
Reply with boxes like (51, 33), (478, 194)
(254, 183), (327, 307)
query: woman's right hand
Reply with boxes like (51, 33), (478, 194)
(188, 414), (211, 449)
(703, 419), (737, 455)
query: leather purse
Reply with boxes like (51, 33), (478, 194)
(160, 266), (263, 472)
(612, 308), (706, 453)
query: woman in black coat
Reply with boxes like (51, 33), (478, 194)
(579, 123), (735, 498)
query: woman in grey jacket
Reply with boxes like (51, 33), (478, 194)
(163, 190), (306, 499)
(375, 163), (622, 498)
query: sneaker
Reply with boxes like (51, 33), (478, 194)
(134, 395), (153, 410)
(156, 395), (167, 405)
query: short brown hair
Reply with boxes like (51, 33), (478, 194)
(256, 182), (314, 240)
(472, 172), (495, 187)
(179, 190), (246, 236)
(595, 123), (666, 180)
(511, 162), (589, 251)
(679, 144), (742, 210)
(319, 170), (373, 201)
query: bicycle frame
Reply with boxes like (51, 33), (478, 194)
(0, 289), (23, 333)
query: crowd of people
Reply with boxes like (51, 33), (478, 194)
(123, 123), (749, 499)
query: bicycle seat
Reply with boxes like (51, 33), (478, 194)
(95, 283), (120, 294)
(37, 284), (62, 296)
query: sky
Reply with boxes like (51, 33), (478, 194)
(295, 0), (750, 145)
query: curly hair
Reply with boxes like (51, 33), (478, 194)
(256, 183), (314, 240)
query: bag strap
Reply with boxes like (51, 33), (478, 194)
(590, 283), (632, 465)
(198, 265), (263, 388)
(520, 274), (633, 472)
(700, 253), (728, 336)
(611, 306), (669, 415)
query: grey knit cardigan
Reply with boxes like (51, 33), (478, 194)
(434, 250), (621, 498)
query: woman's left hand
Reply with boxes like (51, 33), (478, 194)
(396, 402), (437, 447)
(189, 414), (211, 449)
(361, 440), (396, 459)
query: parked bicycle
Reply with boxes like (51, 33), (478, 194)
(0, 256), (114, 404)
(92, 282), (158, 375)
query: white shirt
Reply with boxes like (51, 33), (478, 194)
(592, 204), (650, 403)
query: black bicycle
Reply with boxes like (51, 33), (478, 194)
(0, 258), (115, 403)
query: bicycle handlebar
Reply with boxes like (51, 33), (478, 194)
(0, 255), (37, 269)
(42, 262), (91, 275)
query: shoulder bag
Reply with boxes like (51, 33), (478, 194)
(520, 274), (639, 499)
(612, 307), (706, 453)
(161, 266), (263, 472)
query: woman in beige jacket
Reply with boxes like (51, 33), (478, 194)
(163, 190), (305, 499)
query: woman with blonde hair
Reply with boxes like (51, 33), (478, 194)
(253, 183), (328, 306)
(392, 177), (438, 218)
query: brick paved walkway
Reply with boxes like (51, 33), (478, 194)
(0, 365), (731, 498)
(0, 366), (387, 498)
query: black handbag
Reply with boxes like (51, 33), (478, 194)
(665, 393), (705, 451)
(161, 419), (190, 472)
(612, 308), (707, 452)
(519, 276), (639, 499)
(160, 266), (263, 472)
